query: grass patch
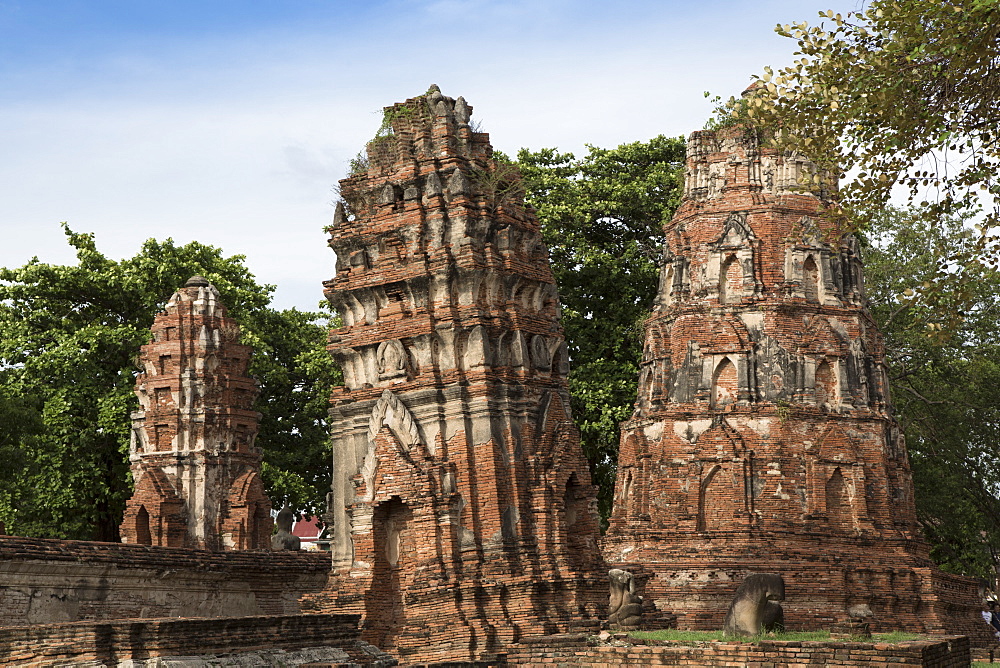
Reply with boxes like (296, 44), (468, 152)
(871, 631), (922, 643)
(629, 629), (921, 645)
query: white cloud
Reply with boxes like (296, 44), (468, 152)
(0, 0), (857, 310)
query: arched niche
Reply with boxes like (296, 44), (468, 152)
(697, 464), (743, 532)
(135, 506), (151, 546)
(712, 357), (738, 409)
(815, 358), (837, 408)
(826, 467), (854, 533)
(359, 390), (428, 502)
(720, 254), (742, 304)
(365, 496), (413, 650)
(803, 254), (821, 303)
(710, 212), (759, 302)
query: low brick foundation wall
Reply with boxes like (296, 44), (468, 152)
(0, 613), (396, 667)
(502, 634), (971, 667)
(0, 536), (330, 625)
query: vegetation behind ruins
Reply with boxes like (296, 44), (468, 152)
(0, 225), (337, 540)
(517, 135), (1000, 580)
(734, 0), (1000, 332)
(864, 208), (1000, 581)
(515, 137), (686, 523)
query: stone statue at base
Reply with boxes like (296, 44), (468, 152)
(608, 568), (644, 630)
(722, 573), (785, 636)
(271, 505), (301, 551)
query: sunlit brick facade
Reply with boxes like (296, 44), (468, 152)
(602, 124), (991, 641)
(310, 87), (604, 664)
(121, 276), (271, 551)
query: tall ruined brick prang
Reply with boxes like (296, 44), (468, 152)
(602, 123), (992, 642)
(121, 276), (272, 550)
(313, 87), (603, 663)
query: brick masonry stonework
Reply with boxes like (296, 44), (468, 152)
(306, 87), (605, 664)
(501, 634), (971, 667)
(0, 613), (395, 667)
(601, 123), (994, 643)
(0, 536), (329, 625)
(120, 276), (272, 551)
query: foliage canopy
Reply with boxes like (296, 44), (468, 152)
(863, 208), (1000, 580)
(516, 136), (686, 522)
(733, 0), (1000, 329)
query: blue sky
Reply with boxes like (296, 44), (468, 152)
(0, 0), (857, 310)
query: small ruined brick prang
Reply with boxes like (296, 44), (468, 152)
(120, 276), (272, 550)
(602, 121), (994, 644)
(314, 86), (603, 663)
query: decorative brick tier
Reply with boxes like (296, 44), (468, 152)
(602, 123), (993, 643)
(0, 536), (329, 625)
(0, 613), (395, 667)
(502, 634), (971, 667)
(608, 537), (990, 640)
(121, 276), (271, 551)
(310, 87), (604, 664)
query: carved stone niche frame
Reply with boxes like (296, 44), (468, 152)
(655, 246), (690, 309)
(783, 216), (839, 305)
(709, 213), (761, 304)
(803, 427), (873, 534)
(377, 339), (410, 382)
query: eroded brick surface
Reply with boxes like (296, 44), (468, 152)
(0, 536), (330, 625)
(504, 635), (971, 667)
(120, 277), (272, 550)
(0, 613), (395, 667)
(308, 87), (604, 664)
(602, 125), (993, 643)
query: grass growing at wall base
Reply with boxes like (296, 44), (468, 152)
(628, 630), (922, 644)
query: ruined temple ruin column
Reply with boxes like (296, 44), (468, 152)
(602, 122), (992, 641)
(121, 276), (272, 550)
(316, 87), (603, 663)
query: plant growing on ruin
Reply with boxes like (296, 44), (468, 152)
(347, 150), (369, 177)
(775, 400), (791, 425)
(470, 151), (524, 215)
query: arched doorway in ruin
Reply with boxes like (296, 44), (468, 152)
(365, 496), (413, 651)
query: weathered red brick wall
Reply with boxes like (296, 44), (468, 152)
(602, 123), (993, 644)
(0, 536), (329, 625)
(121, 276), (272, 550)
(312, 87), (604, 664)
(504, 635), (971, 667)
(0, 614), (394, 667)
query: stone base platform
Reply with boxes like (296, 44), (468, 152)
(499, 633), (971, 667)
(0, 613), (395, 667)
(603, 530), (995, 645)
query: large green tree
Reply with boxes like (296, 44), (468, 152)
(863, 208), (1000, 581)
(0, 225), (336, 540)
(735, 0), (1000, 325)
(516, 136), (686, 522)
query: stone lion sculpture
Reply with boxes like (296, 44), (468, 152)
(608, 568), (644, 630)
(722, 573), (785, 636)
